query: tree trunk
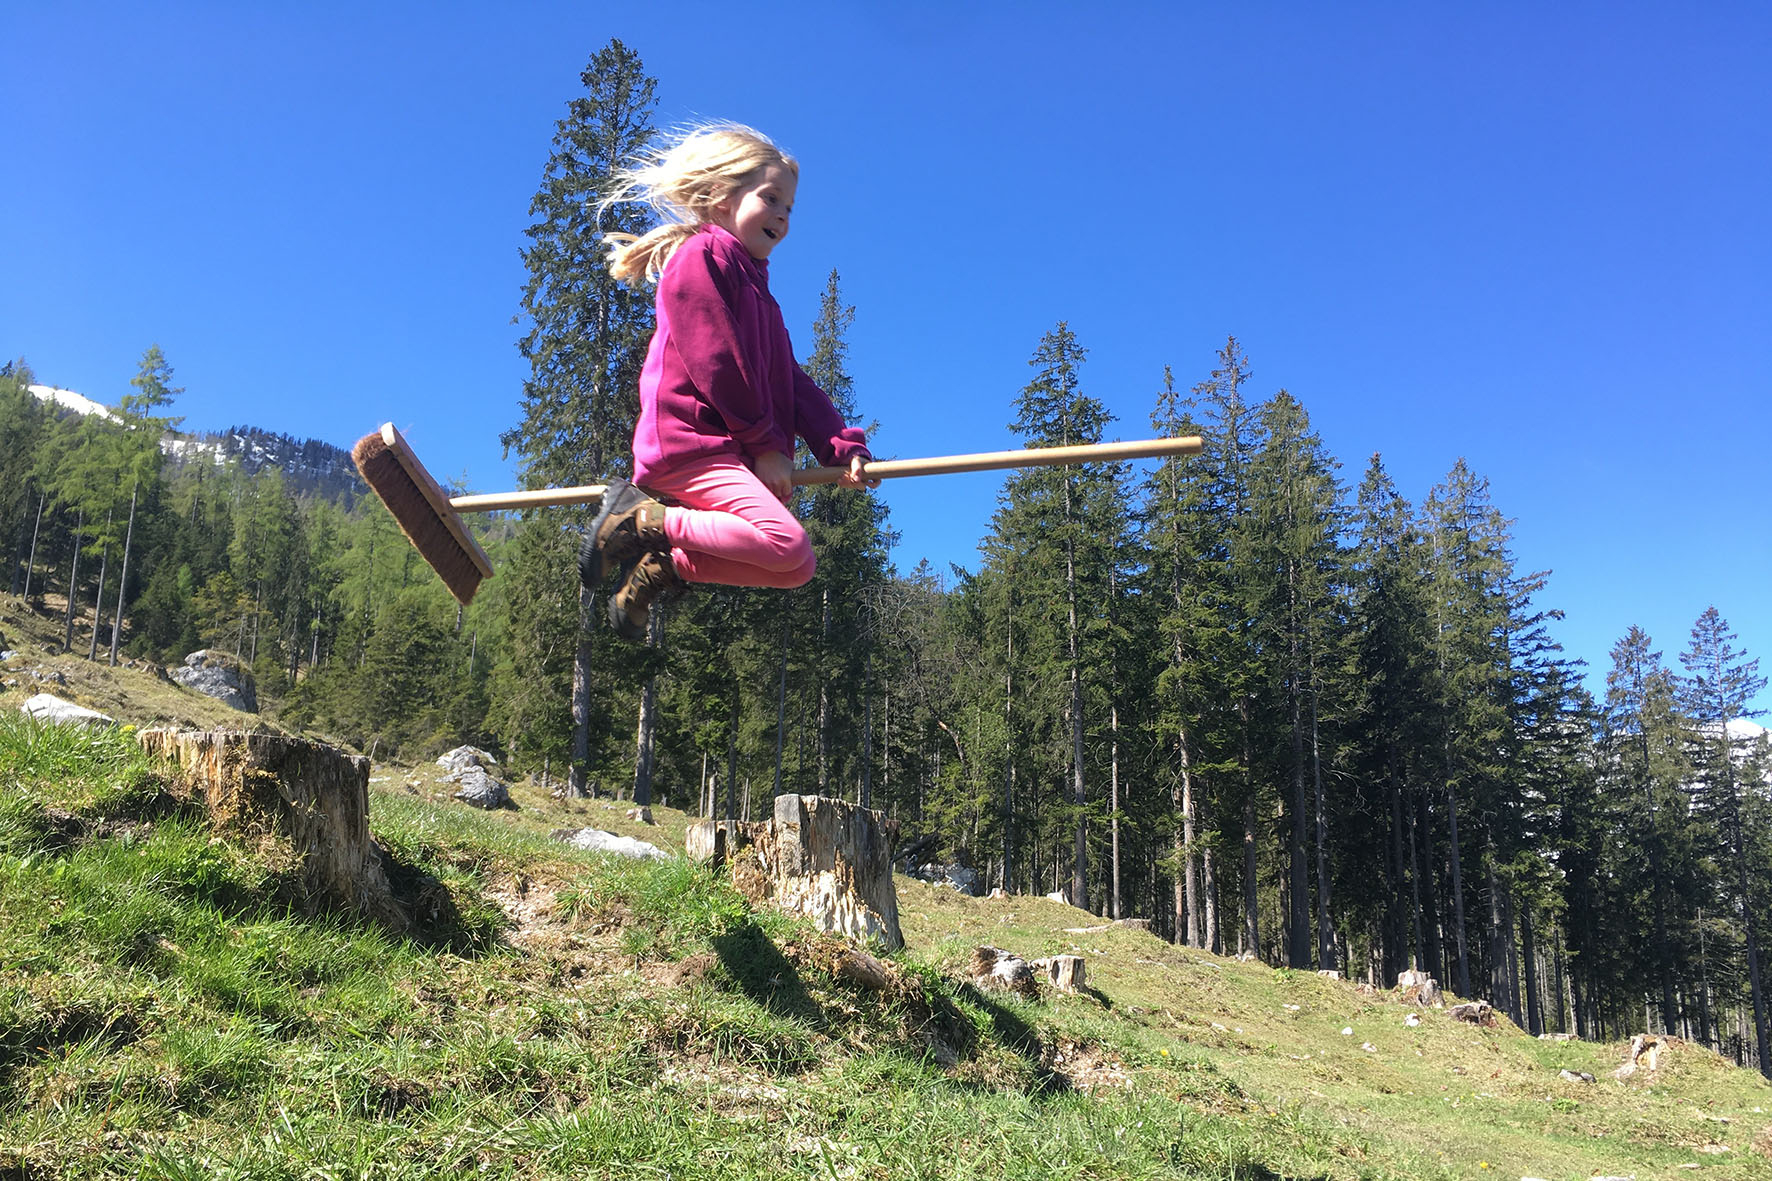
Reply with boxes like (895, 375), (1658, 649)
(108, 482), (137, 666)
(817, 588), (831, 795)
(1521, 900), (1543, 1036)
(773, 616), (790, 796)
(1446, 779), (1471, 997)
(632, 611), (660, 807)
(861, 645), (874, 809)
(568, 583), (594, 798)
(62, 511), (83, 652)
(87, 543), (109, 662)
(21, 489), (45, 600)
(1066, 505), (1087, 913)
(1311, 684), (1334, 971)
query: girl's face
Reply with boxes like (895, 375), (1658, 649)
(716, 162), (796, 260)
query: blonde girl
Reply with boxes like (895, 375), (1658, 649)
(582, 123), (875, 640)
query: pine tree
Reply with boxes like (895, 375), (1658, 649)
(502, 40), (658, 797)
(1677, 608), (1769, 1076)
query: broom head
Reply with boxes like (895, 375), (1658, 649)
(352, 423), (494, 606)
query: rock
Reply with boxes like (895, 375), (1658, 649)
(1449, 1001), (1495, 1026)
(561, 828), (668, 860)
(1340, 1026), (1354, 1036)
(169, 650), (257, 712)
(450, 767), (513, 810)
(969, 946), (1039, 998)
(436, 745), (497, 776)
(1404, 1013), (1422, 1027)
(20, 693), (114, 727)
(1360, 1041), (1377, 1052)
(0, 650), (18, 662)
(909, 861), (981, 896)
(1558, 1069), (1595, 1083)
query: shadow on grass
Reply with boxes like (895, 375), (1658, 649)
(706, 919), (1076, 1095)
(709, 918), (828, 1029)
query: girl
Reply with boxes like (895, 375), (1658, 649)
(582, 123), (875, 641)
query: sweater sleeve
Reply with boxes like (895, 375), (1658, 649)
(791, 362), (872, 468)
(657, 241), (792, 456)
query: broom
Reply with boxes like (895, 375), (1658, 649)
(353, 422), (1203, 606)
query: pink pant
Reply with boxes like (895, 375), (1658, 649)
(643, 457), (816, 588)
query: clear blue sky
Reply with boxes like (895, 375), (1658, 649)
(5, 2), (1768, 711)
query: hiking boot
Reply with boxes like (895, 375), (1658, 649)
(607, 551), (685, 642)
(579, 478), (669, 588)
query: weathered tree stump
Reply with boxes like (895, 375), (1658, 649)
(1033, 954), (1087, 994)
(684, 819), (768, 867)
(757, 795), (903, 952)
(1397, 969), (1443, 1007)
(138, 728), (405, 929)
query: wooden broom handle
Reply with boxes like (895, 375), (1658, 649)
(446, 436), (1202, 512)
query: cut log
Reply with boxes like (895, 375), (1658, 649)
(756, 795), (903, 951)
(138, 728), (404, 929)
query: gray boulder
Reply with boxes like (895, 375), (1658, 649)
(170, 650), (257, 712)
(450, 766), (513, 810)
(437, 745), (498, 776)
(910, 862), (982, 896)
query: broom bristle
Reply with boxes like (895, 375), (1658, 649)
(352, 429), (490, 606)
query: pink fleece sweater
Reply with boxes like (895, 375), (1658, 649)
(630, 224), (870, 487)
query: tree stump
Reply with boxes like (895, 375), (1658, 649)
(1033, 954), (1087, 994)
(138, 728), (405, 929)
(755, 795), (903, 952)
(684, 819), (769, 867)
(1397, 969), (1443, 1007)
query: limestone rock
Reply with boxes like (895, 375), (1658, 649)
(908, 861), (981, 895)
(970, 945), (1038, 998)
(437, 745), (498, 775)
(170, 650), (257, 712)
(561, 828), (668, 860)
(450, 766), (513, 810)
(20, 693), (114, 727)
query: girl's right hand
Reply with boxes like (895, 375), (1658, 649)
(754, 450), (793, 502)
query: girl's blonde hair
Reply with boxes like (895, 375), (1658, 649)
(601, 122), (798, 284)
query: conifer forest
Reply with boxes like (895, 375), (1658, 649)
(4, 40), (1768, 1078)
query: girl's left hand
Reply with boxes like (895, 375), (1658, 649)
(839, 455), (880, 490)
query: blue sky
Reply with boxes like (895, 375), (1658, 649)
(5, 3), (1767, 711)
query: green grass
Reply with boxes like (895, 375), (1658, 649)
(2, 717), (1770, 1179)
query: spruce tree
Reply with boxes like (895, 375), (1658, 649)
(503, 40), (658, 796)
(1677, 608), (1769, 1075)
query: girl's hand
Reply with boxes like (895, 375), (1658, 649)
(754, 450), (793, 501)
(838, 454), (880, 490)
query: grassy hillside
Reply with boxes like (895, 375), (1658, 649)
(3, 593), (1771, 1179)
